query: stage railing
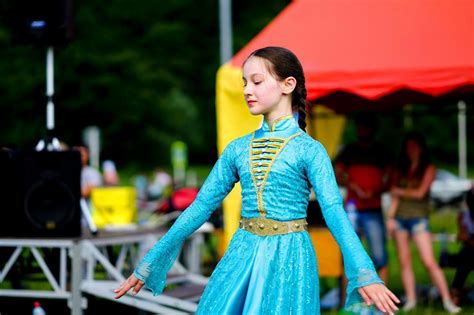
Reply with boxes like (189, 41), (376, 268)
(0, 224), (211, 315)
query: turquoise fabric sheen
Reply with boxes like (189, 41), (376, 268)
(134, 116), (382, 314)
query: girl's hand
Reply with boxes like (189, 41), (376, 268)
(358, 283), (400, 314)
(114, 274), (144, 299)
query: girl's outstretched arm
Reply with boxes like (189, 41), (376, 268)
(114, 140), (239, 298)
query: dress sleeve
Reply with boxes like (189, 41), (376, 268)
(304, 141), (383, 307)
(134, 141), (239, 295)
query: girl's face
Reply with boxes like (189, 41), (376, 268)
(405, 139), (422, 161)
(242, 56), (287, 116)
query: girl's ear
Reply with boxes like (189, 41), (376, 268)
(281, 76), (297, 95)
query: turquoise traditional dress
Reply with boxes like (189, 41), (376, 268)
(134, 114), (382, 314)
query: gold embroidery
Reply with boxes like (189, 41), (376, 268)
(249, 132), (264, 214)
(252, 163), (271, 168)
(252, 138), (285, 143)
(249, 131), (303, 217)
(252, 156), (273, 161)
(252, 143), (281, 149)
(252, 149), (278, 155)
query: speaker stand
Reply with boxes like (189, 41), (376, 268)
(36, 46), (62, 152)
(36, 131), (62, 151)
(80, 198), (98, 235)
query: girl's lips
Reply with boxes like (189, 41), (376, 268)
(247, 100), (256, 106)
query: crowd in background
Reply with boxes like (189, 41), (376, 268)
(334, 112), (473, 312)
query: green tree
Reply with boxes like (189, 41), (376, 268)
(0, 0), (290, 169)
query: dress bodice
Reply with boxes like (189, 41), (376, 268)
(231, 114), (342, 220)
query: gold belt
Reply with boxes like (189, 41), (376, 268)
(239, 217), (308, 236)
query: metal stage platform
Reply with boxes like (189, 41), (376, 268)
(0, 224), (212, 314)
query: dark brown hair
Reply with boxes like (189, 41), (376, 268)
(398, 131), (430, 179)
(245, 46), (308, 131)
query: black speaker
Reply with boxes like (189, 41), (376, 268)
(6, 0), (74, 46)
(0, 150), (82, 237)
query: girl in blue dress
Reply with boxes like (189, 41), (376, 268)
(115, 46), (400, 314)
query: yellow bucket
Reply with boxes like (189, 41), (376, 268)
(91, 186), (137, 228)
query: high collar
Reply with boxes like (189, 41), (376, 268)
(261, 114), (299, 132)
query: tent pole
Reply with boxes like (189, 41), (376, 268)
(457, 100), (467, 178)
(219, 0), (233, 64)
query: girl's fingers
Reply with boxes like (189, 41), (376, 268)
(387, 289), (401, 304)
(371, 292), (387, 313)
(358, 287), (372, 306)
(380, 288), (400, 314)
(114, 283), (132, 299)
(384, 292), (399, 313)
(113, 283), (126, 293)
(133, 281), (145, 296)
(378, 292), (394, 314)
(359, 284), (400, 314)
(365, 285), (387, 313)
(374, 290), (398, 315)
(115, 277), (134, 298)
(114, 275), (144, 299)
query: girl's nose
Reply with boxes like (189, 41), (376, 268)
(243, 84), (252, 96)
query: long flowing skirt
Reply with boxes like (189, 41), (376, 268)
(196, 229), (320, 315)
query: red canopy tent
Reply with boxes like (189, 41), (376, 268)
(228, 0), (474, 112)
